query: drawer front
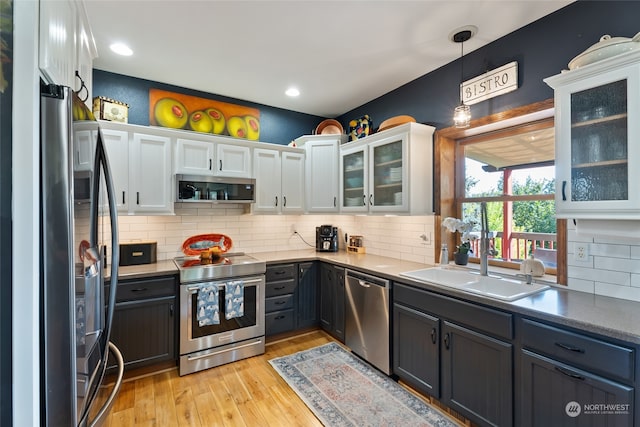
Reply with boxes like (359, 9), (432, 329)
(266, 264), (296, 282)
(265, 279), (297, 298)
(265, 294), (294, 312)
(521, 318), (634, 382)
(265, 310), (295, 335)
(394, 283), (513, 340)
(111, 276), (176, 302)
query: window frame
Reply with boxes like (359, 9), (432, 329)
(435, 99), (567, 285)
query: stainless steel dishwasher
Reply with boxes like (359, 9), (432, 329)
(345, 269), (391, 375)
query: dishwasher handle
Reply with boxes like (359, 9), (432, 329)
(346, 269), (390, 289)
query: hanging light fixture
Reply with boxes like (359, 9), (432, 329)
(450, 27), (475, 128)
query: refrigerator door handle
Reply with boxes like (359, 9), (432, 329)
(81, 342), (124, 427)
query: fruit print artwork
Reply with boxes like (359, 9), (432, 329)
(149, 88), (260, 140)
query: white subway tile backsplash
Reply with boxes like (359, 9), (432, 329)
(594, 256), (640, 274)
(566, 278), (595, 294)
(595, 282), (640, 301)
(590, 243), (631, 258)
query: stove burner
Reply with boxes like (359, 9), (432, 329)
(174, 252), (266, 284)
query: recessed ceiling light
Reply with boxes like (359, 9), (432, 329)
(110, 42), (133, 56)
(285, 87), (300, 97)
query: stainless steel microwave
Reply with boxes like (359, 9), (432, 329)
(176, 174), (256, 203)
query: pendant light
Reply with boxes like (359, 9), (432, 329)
(451, 27), (475, 128)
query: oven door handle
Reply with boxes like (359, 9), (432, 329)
(185, 277), (263, 293)
(186, 339), (264, 361)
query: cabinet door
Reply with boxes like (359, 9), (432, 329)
(175, 138), (214, 175)
(297, 262), (318, 329)
(442, 321), (513, 427)
(340, 144), (368, 212)
(130, 133), (173, 214)
(281, 152), (305, 213)
(554, 65), (640, 218)
(520, 349), (633, 427)
(333, 266), (345, 342)
(252, 148), (281, 213)
(305, 138), (339, 212)
(393, 303), (440, 397)
(369, 134), (408, 213)
(319, 263), (334, 332)
(39, 0), (76, 86)
(101, 128), (129, 212)
(75, 2), (96, 105)
(108, 296), (176, 372)
(215, 143), (251, 177)
(73, 128), (96, 171)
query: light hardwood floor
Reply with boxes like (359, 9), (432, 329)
(96, 330), (464, 426)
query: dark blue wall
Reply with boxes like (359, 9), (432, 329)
(92, 70), (325, 145)
(338, 1), (640, 129)
(93, 1), (640, 143)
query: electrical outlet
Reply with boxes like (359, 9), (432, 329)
(574, 243), (589, 261)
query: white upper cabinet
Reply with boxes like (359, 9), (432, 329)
(39, 0), (97, 101)
(100, 122), (173, 215)
(73, 122), (96, 171)
(545, 50), (640, 219)
(215, 143), (251, 178)
(252, 147), (304, 214)
(340, 122), (435, 214)
(175, 138), (214, 176)
(295, 134), (346, 213)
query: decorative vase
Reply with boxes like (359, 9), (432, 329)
(454, 252), (469, 266)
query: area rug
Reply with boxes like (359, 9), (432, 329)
(269, 342), (459, 427)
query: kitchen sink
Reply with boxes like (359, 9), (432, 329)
(399, 267), (478, 287)
(399, 267), (550, 301)
(460, 276), (550, 301)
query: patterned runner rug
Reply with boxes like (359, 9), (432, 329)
(269, 342), (459, 427)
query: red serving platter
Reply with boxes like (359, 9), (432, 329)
(181, 233), (233, 256)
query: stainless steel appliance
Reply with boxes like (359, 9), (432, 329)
(316, 224), (339, 252)
(174, 253), (266, 375)
(40, 83), (123, 426)
(345, 269), (391, 374)
(176, 174), (256, 202)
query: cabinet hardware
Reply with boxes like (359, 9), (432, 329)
(555, 342), (585, 353)
(219, 159), (223, 171)
(283, 196), (287, 207)
(431, 328), (437, 344)
(275, 301), (286, 305)
(275, 315), (286, 320)
(274, 286), (286, 290)
(130, 288), (148, 293)
(333, 196), (336, 207)
(275, 196), (278, 207)
(369, 194), (373, 205)
(169, 304), (174, 317)
(136, 192), (139, 204)
(562, 181), (567, 201)
(122, 191), (125, 205)
(444, 332), (450, 349)
(555, 366), (585, 380)
(362, 195), (366, 206)
(274, 271), (286, 275)
(209, 159), (212, 170)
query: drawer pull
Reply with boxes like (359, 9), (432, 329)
(444, 332), (450, 350)
(275, 315), (286, 320)
(130, 288), (148, 293)
(273, 286), (286, 290)
(555, 366), (585, 381)
(275, 301), (287, 305)
(274, 271), (286, 275)
(430, 328), (437, 345)
(555, 342), (585, 353)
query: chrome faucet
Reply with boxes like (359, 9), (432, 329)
(480, 202), (490, 276)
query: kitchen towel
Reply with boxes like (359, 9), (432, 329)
(197, 283), (220, 326)
(225, 280), (244, 320)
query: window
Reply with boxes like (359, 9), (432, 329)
(457, 123), (557, 273)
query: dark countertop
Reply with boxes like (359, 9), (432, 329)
(111, 249), (640, 346)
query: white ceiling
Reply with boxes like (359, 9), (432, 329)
(83, 0), (574, 118)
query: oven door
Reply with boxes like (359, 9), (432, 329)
(179, 275), (265, 355)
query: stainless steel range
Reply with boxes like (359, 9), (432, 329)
(174, 253), (266, 376)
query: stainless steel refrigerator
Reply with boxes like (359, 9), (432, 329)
(40, 83), (123, 426)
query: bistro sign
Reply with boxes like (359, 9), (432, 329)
(461, 61), (518, 105)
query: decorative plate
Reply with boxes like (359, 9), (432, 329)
(181, 234), (233, 256)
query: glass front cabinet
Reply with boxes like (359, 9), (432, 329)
(545, 51), (640, 219)
(339, 122), (435, 214)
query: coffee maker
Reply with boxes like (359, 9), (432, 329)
(316, 225), (339, 252)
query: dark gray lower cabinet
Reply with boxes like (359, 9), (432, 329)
(441, 321), (512, 427)
(265, 262), (319, 336)
(520, 350), (633, 427)
(393, 303), (440, 396)
(296, 262), (319, 329)
(319, 263), (345, 341)
(107, 275), (177, 372)
(393, 282), (513, 427)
